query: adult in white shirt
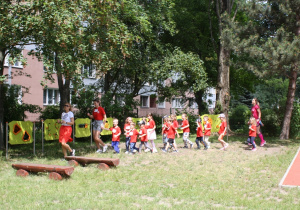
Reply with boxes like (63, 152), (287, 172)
(57, 103), (75, 158)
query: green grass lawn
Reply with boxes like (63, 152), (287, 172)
(1, 134), (300, 209)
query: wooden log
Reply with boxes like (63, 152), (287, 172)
(68, 160), (79, 167)
(16, 169), (29, 177)
(49, 172), (62, 180)
(65, 156), (120, 167)
(97, 163), (110, 170)
(12, 163), (74, 176)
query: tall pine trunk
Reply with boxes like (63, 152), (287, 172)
(279, 14), (300, 139)
(280, 68), (297, 139)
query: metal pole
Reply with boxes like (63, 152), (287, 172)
(42, 120), (44, 155)
(6, 122), (8, 159)
(33, 122), (36, 156)
(90, 120), (93, 146)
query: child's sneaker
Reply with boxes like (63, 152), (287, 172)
(204, 147), (208, 150)
(144, 148), (150, 153)
(207, 142), (211, 148)
(162, 149), (167, 153)
(224, 143), (229, 149)
(96, 149), (102, 153)
(125, 151), (129, 154)
(173, 150), (178, 153)
(71, 149), (76, 156)
(183, 145), (188, 149)
(220, 147), (225, 150)
(152, 148), (158, 153)
(260, 141), (266, 147)
(103, 145), (108, 153)
(132, 149), (137, 153)
(251, 147), (257, 151)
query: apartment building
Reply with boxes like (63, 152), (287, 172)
(3, 46), (216, 121)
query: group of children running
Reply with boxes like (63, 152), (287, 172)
(99, 112), (231, 154)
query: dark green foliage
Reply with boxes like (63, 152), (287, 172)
(39, 105), (60, 120)
(290, 102), (300, 139)
(71, 88), (95, 118)
(3, 85), (41, 122)
(229, 105), (250, 133)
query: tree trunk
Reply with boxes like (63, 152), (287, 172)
(279, 65), (298, 139)
(0, 49), (6, 149)
(216, 45), (231, 127)
(195, 90), (206, 115)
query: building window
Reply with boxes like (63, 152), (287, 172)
(43, 89), (60, 105)
(172, 98), (184, 108)
(157, 100), (165, 108)
(140, 95), (149, 108)
(82, 64), (96, 78)
(4, 53), (23, 68)
(149, 96), (156, 108)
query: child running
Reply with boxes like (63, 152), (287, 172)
(181, 113), (194, 149)
(124, 117), (132, 154)
(162, 117), (179, 153)
(195, 118), (208, 150)
(218, 113), (229, 150)
(247, 117), (257, 151)
(128, 122), (139, 154)
(145, 113), (158, 153)
(138, 121), (152, 153)
(102, 118), (121, 153)
(162, 115), (169, 148)
(203, 116), (211, 148)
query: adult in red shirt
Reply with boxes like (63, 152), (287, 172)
(87, 98), (108, 153)
(218, 113), (229, 150)
(251, 98), (265, 147)
(195, 118), (208, 150)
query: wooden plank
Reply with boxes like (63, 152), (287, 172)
(12, 163), (74, 176)
(65, 156), (120, 167)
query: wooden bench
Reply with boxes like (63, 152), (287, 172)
(65, 156), (120, 170)
(12, 163), (74, 180)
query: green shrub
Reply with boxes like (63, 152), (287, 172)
(229, 104), (250, 133)
(39, 105), (60, 120)
(290, 102), (300, 138)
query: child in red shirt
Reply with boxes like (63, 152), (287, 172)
(124, 117), (132, 154)
(181, 114), (193, 149)
(138, 121), (152, 153)
(195, 118), (208, 150)
(162, 116), (169, 147)
(129, 122), (139, 154)
(203, 116), (211, 148)
(247, 117), (257, 151)
(218, 114), (229, 150)
(102, 119), (121, 153)
(162, 117), (179, 153)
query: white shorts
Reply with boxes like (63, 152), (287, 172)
(183, 132), (189, 141)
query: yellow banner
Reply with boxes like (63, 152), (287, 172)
(44, 119), (61, 141)
(75, 118), (91, 138)
(201, 114), (221, 133)
(9, 121), (33, 145)
(176, 116), (183, 133)
(100, 118), (113, 135)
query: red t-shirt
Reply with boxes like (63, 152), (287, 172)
(249, 125), (257, 137)
(93, 107), (106, 120)
(110, 126), (121, 142)
(182, 119), (190, 133)
(173, 120), (178, 129)
(145, 119), (155, 129)
(139, 127), (148, 142)
(197, 124), (203, 137)
(129, 129), (139, 143)
(124, 124), (131, 137)
(167, 123), (176, 139)
(218, 121), (227, 135)
(204, 122), (211, 136)
(162, 122), (169, 134)
(251, 105), (260, 120)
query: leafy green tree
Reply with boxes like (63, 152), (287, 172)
(235, 0), (300, 139)
(0, 1), (39, 148)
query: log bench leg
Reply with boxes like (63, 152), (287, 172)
(68, 160), (79, 167)
(49, 172), (62, 180)
(97, 163), (110, 170)
(16, 169), (29, 177)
